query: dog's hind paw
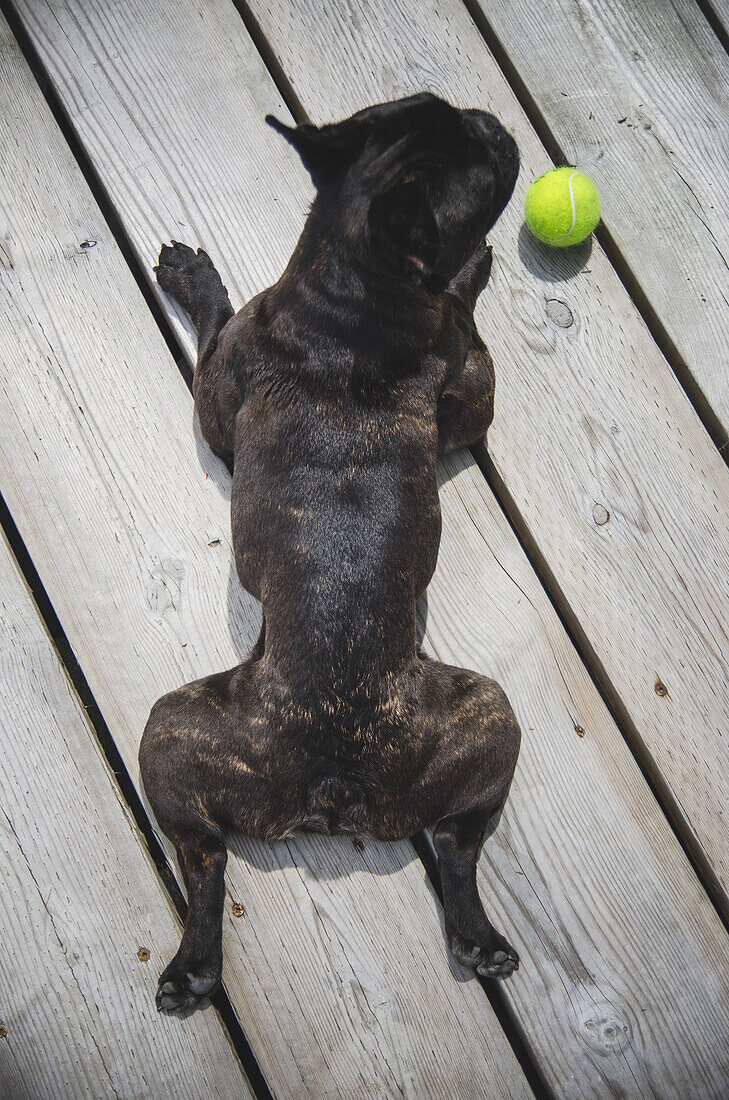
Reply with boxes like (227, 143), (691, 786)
(450, 931), (519, 980)
(155, 957), (220, 1014)
(476, 946), (519, 979)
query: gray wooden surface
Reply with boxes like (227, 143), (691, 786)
(241, 0), (729, 918)
(0, 11), (532, 1100)
(473, 0), (729, 440)
(0, 528), (253, 1099)
(8, 1), (729, 1097)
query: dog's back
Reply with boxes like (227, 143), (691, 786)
(226, 268), (449, 702)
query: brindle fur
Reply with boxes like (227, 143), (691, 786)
(140, 93), (522, 1012)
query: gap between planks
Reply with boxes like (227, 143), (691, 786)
(0, 490), (276, 1100)
(0, 525), (255, 1099)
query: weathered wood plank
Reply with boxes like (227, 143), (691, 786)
(0, 13), (531, 1100)
(430, 452), (729, 1098)
(9, 1), (729, 1097)
(0, 528), (254, 1099)
(239, 0), (729, 914)
(471, 0), (729, 438)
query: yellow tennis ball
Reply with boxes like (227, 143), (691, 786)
(524, 167), (601, 247)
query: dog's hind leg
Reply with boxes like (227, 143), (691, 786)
(433, 804), (519, 978)
(139, 662), (303, 1012)
(400, 661), (520, 977)
(156, 825), (228, 1012)
(139, 681), (233, 1012)
(139, 672), (245, 1012)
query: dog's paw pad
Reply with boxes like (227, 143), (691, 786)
(186, 972), (217, 996)
(450, 932), (519, 980)
(156, 979), (198, 1014)
(451, 934), (483, 967)
(155, 962), (220, 1014)
(476, 946), (519, 979)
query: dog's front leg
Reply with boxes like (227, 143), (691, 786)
(448, 239), (493, 313)
(155, 241), (234, 370)
(436, 340), (495, 454)
(155, 241), (238, 461)
(436, 329), (495, 453)
(438, 242), (496, 453)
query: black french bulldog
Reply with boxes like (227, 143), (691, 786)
(140, 92), (521, 1012)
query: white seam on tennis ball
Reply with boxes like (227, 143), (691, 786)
(553, 171), (578, 242)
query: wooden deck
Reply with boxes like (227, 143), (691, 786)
(0, 0), (727, 1096)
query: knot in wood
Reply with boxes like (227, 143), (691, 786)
(655, 678), (669, 697)
(545, 298), (574, 328)
(584, 1013), (633, 1054)
(592, 503), (610, 526)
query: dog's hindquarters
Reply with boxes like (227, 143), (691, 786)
(139, 651), (520, 1009)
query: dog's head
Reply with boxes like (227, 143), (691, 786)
(267, 93), (519, 286)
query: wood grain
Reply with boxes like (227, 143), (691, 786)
(6, 0), (729, 1096)
(0, 13), (531, 1099)
(474, 0), (729, 438)
(239, 0), (729, 917)
(0, 528), (253, 1099)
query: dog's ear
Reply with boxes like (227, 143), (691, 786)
(368, 178), (440, 280)
(266, 115), (366, 187)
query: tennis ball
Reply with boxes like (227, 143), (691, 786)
(524, 167), (601, 247)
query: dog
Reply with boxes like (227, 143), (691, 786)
(140, 92), (521, 1012)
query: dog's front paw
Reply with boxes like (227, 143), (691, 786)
(156, 954), (221, 1014)
(450, 930), (519, 979)
(154, 241), (216, 314)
